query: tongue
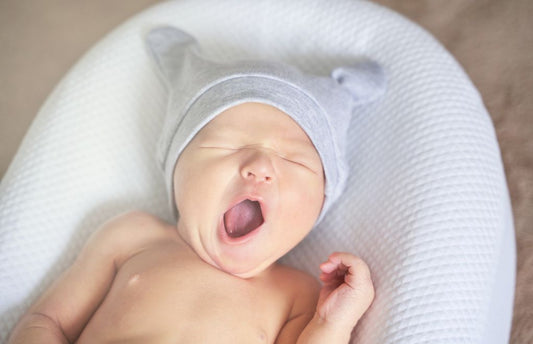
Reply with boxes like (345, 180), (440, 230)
(224, 199), (264, 238)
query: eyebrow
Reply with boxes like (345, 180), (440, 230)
(210, 125), (308, 145)
(278, 137), (316, 151)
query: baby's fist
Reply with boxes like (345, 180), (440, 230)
(317, 252), (374, 331)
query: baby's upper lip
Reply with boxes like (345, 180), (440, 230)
(224, 191), (269, 224)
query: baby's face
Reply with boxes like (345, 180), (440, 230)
(173, 102), (325, 278)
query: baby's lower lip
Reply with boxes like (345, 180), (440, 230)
(218, 216), (264, 246)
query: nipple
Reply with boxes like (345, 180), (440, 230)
(127, 274), (141, 286)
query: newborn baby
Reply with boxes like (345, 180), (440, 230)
(8, 27), (385, 343)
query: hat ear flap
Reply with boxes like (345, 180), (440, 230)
(146, 26), (197, 83)
(332, 60), (387, 106)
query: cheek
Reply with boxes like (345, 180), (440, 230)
(173, 154), (230, 218)
(173, 156), (205, 215)
(279, 170), (325, 230)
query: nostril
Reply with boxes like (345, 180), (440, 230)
(245, 171), (272, 182)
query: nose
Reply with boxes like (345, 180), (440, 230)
(240, 148), (275, 184)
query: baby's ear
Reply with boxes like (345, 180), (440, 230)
(146, 26), (197, 83)
(331, 60), (387, 106)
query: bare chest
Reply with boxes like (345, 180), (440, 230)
(77, 245), (291, 344)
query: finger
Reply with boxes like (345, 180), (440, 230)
(326, 252), (373, 289)
(319, 253), (349, 273)
(319, 270), (343, 283)
(319, 272), (333, 284)
(327, 252), (362, 266)
(319, 267), (351, 289)
(319, 260), (338, 274)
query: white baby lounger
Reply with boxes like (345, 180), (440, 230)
(0, 0), (515, 343)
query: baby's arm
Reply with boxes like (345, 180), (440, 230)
(277, 252), (374, 344)
(7, 211), (169, 344)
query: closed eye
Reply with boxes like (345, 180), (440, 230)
(280, 156), (320, 175)
(200, 146), (320, 175)
(199, 146), (238, 151)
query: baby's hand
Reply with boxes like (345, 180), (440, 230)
(317, 252), (375, 332)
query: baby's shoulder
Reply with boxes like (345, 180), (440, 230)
(270, 263), (321, 297)
(268, 264), (321, 320)
(87, 210), (177, 266)
(94, 210), (173, 242)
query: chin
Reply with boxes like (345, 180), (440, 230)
(226, 267), (268, 279)
(215, 255), (275, 279)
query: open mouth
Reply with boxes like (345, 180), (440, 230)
(223, 199), (264, 238)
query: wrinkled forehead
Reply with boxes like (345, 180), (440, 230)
(194, 102), (318, 152)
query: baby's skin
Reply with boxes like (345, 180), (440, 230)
(8, 103), (374, 344)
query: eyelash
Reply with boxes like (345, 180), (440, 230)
(281, 156), (309, 168)
(200, 146), (238, 152)
(200, 146), (310, 169)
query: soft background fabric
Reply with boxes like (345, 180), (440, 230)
(0, 0), (529, 342)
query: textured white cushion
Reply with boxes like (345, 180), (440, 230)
(0, 0), (515, 343)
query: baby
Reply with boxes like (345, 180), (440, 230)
(8, 27), (385, 343)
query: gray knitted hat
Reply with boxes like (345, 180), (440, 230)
(146, 26), (386, 225)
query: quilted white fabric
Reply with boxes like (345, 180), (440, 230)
(0, 0), (515, 343)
